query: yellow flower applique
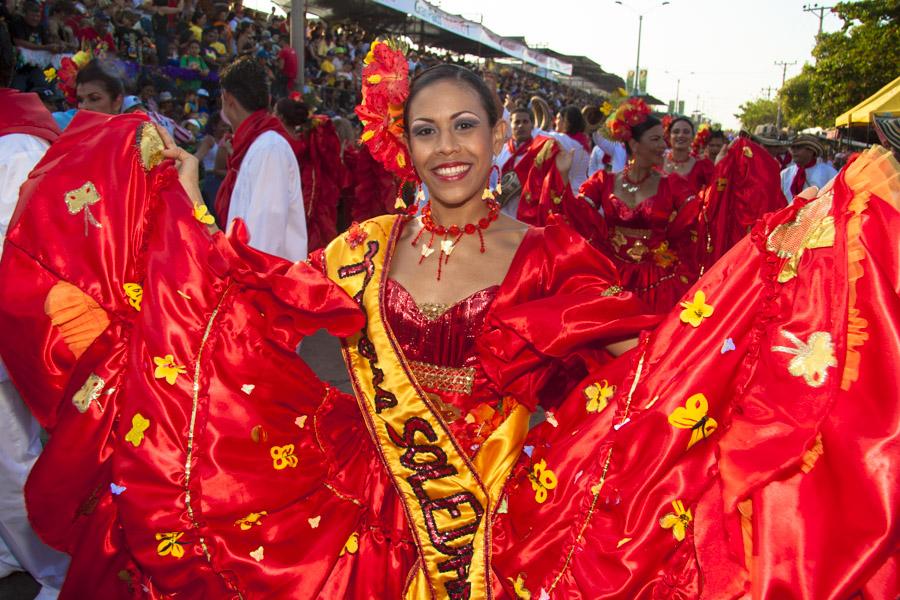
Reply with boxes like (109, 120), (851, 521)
(584, 380), (615, 414)
(340, 532), (359, 556)
(44, 67), (57, 82)
(679, 290), (714, 327)
(772, 330), (836, 388)
(123, 283), (143, 311)
(668, 393), (718, 449)
(270, 444), (298, 470)
(153, 354), (186, 385)
(659, 500), (692, 541)
(124, 413), (151, 447)
(155, 532), (185, 558)
(530, 459), (558, 504)
(193, 203), (215, 225)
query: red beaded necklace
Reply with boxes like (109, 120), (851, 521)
(410, 196), (501, 281)
(621, 162), (653, 193)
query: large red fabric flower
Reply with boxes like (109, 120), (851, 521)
(354, 40), (418, 182)
(605, 97), (651, 143)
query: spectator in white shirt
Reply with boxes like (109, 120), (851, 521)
(216, 55), (307, 261)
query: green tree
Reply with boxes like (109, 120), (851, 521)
(781, 0), (900, 128)
(735, 98), (779, 131)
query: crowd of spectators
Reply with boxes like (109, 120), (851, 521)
(2, 0), (607, 145)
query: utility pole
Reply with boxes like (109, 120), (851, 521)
(634, 14), (643, 95)
(774, 60), (796, 132)
(290, 0), (306, 91)
(802, 3), (834, 36)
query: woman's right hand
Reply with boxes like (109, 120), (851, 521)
(155, 124), (204, 211)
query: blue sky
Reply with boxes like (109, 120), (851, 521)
(436, 0), (845, 129)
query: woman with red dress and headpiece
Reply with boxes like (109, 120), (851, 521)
(561, 98), (700, 313)
(0, 37), (896, 600)
(663, 115), (715, 194)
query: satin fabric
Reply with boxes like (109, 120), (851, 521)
(291, 116), (348, 251)
(560, 170), (698, 312)
(214, 109), (294, 226)
(513, 135), (562, 226)
(699, 139), (785, 270)
(490, 147), (899, 599)
(0, 89), (62, 142)
(345, 144), (400, 224)
(0, 112), (369, 598)
(680, 157), (715, 195)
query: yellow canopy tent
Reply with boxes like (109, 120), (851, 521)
(835, 75), (900, 127)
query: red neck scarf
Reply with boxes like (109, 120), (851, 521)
(566, 131), (591, 153)
(790, 161), (811, 196)
(0, 88), (61, 142)
(502, 138), (531, 174)
(214, 109), (293, 226)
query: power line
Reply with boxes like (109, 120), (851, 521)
(802, 3), (835, 36)
(774, 60), (796, 131)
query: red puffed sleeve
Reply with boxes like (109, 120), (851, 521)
(477, 223), (660, 410)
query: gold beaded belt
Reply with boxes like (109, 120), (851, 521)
(409, 360), (475, 395)
(613, 226), (652, 240)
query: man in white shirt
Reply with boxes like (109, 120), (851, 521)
(0, 39), (70, 598)
(494, 107), (537, 218)
(216, 56), (307, 262)
(780, 134), (837, 204)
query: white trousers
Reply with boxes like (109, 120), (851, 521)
(0, 380), (69, 598)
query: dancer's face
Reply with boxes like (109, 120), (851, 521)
(669, 121), (694, 151)
(630, 124), (667, 167)
(76, 81), (122, 114)
(406, 79), (504, 208)
(706, 137), (725, 161)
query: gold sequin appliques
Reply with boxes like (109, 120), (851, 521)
(234, 511), (267, 530)
(136, 122), (165, 171)
(766, 192), (835, 283)
(418, 302), (451, 320)
(408, 360), (475, 395)
(155, 532), (185, 558)
(801, 434), (824, 473)
(72, 373), (105, 413)
(601, 285), (623, 297)
(64, 181), (103, 236)
(772, 330), (836, 387)
(249, 546), (264, 562)
(668, 393), (718, 449)
(123, 283), (143, 311)
(125, 413), (150, 447)
(270, 444), (298, 470)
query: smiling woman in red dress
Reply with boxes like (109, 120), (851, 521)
(0, 39), (896, 600)
(664, 116), (715, 195)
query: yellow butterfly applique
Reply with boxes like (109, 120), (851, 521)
(668, 393), (718, 449)
(340, 532), (359, 556)
(123, 283), (143, 311)
(125, 413), (151, 448)
(155, 532), (185, 558)
(193, 203), (215, 225)
(659, 500), (692, 541)
(270, 444), (298, 470)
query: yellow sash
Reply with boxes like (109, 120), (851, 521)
(324, 216), (528, 600)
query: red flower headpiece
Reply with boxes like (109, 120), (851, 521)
(661, 114), (673, 147)
(354, 39), (418, 182)
(47, 50), (93, 106)
(605, 97), (651, 143)
(691, 123), (711, 157)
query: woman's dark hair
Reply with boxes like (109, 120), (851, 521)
(76, 59), (125, 99)
(403, 64), (500, 132)
(625, 115), (663, 156)
(669, 115), (694, 134)
(709, 129), (726, 141)
(558, 105), (586, 134)
(275, 96), (309, 128)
